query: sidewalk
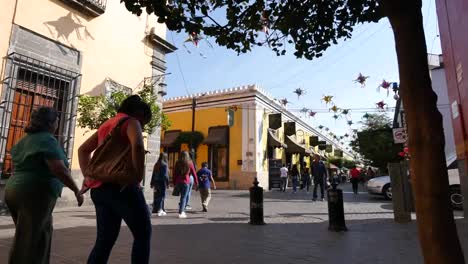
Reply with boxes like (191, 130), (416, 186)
(0, 184), (465, 263)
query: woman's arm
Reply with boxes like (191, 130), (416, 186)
(190, 163), (199, 186)
(126, 119), (145, 182)
(46, 159), (83, 206)
(78, 132), (98, 174)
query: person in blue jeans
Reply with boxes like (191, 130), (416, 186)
(173, 151), (198, 218)
(78, 95), (153, 263)
(184, 151), (197, 210)
(291, 163), (300, 193)
(151, 152), (169, 216)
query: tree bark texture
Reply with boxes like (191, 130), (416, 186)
(382, 0), (465, 263)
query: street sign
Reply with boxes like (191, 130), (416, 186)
(393, 127), (407, 144)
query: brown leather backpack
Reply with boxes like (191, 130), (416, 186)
(84, 117), (137, 185)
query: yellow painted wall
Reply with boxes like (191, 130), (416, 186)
(163, 106), (243, 188)
(0, 0), (16, 81)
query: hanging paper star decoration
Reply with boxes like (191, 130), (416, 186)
(332, 114), (340, 120)
(321, 95), (333, 105)
(185, 32), (203, 47)
(280, 98), (289, 107)
(318, 125), (324, 130)
(363, 113), (370, 119)
(344, 133), (349, 138)
(376, 101), (387, 110)
(325, 127), (330, 131)
(308, 110), (317, 117)
(339, 136), (344, 140)
(347, 120), (353, 126)
(354, 73), (369, 87)
(330, 105), (340, 113)
(293, 88), (306, 99)
(378, 79), (392, 96)
(341, 109), (350, 116)
(299, 107), (309, 114)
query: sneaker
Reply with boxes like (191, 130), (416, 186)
(321, 198), (325, 202)
(161, 210), (167, 216)
(157, 210), (165, 217)
(185, 205), (192, 210)
(178, 212), (187, 219)
(202, 206), (207, 212)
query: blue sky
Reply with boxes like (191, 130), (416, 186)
(163, 0), (441, 146)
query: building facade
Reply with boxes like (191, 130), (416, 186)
(162, 85), (353, 190)
(436, 0), (468, 214)
(0, 0), (174, 202)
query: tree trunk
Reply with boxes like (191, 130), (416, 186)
(382, 0), (465, 263)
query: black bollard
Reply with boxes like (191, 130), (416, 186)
(327, 178), (347, 231)
(249, 177), (265, 225)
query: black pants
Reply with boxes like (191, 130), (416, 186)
(5, 187), (56, 264)
(88, 183), (152, 264)
(351, 178), (359, 194)
(313, 178), (324, 199)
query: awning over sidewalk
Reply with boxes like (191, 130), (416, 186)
(160, 130), (181, 148)
(285, 135), (312, 155)
(203, 126), (229, 145)
(267, 129), (287, 148)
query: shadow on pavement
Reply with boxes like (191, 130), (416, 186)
(0, 218), (425, 264)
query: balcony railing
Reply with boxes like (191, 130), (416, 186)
(59, 0), (107, 17)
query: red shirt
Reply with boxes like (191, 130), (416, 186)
(84, 113), (131, 189)
(350, 168), (361, 179)
(173, 162), (198, 186)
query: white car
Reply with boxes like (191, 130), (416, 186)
(366, 170), (463, 210)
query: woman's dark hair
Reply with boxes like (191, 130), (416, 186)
(118, 95), (152, 123)
(291, 164), (299, 176)
(154, 152), (168, 172)
(25, 107), (58, 134)
(174, 151), (191, 176)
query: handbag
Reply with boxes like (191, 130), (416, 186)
(172, 185), (181, 196)
(84, 117), (136, 185)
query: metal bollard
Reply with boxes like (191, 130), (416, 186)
(327, 178), (347, 232)
(249, 177), (265, 225)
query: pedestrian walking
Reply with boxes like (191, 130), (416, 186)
(301, 167), (312, 192)
(350, 165), (361, 195)
(4, 107), (84, 264)
(173, 151), (198, 218)
(151, 152), (169, 216)
(78, 95), (152, 264)
(291, 164), (300, 193)
(280, 164), (288, 192)
(185, 151), (197, 211)
(311, 154), (327, 201)
(197, 162), (216, 212)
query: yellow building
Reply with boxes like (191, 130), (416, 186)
(162, 85), (353, 190)
(0, 0), (174, 201)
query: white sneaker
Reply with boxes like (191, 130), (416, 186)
(178, 212), (187, 219)
(161, 210), (167, 216)
(157, 210), (165, 217)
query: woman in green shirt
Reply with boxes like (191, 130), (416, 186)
(4, 107), (84, 264)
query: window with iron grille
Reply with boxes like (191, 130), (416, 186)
(59, 0), (107, 17)
(0, 53), (81, 179)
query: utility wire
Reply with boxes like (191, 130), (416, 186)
(170, 31), (191, 96)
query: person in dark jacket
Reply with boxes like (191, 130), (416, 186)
(151, 152), (169, 216)
(301, 167), (311, 192)
(311, 154), (328, 201)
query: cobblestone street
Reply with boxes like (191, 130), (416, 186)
(0, 183), (466, 263)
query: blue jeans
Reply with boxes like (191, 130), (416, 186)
(292, 176), (299, 192)
(152, 181), (166, 212)
(88, 184), (151, 264)
(177, 183), (190, 214)
(185, 175), (194, 207)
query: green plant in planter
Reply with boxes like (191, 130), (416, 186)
(174, 131), (205, 150)
(77, 84), (171, 134)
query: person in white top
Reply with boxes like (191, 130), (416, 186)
(280, 164), (289, 192)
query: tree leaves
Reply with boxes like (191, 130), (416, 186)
(121, 0), (384, 60)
